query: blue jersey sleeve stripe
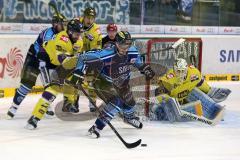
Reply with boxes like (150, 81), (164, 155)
(43, 28), (54, 42)
(128, 51), (139, 54)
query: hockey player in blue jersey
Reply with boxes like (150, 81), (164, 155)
(69, 31), (155, 138)
(7, 14), (66, 119)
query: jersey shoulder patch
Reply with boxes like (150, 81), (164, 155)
(60, 35), (69, 42)
(190, 74), (199, 82)
(166, 73), (174, 79)
(94, 24), (101, 34)
(189, 65), (195, 69)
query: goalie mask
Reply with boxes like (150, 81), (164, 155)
(173, 58), (188, 82)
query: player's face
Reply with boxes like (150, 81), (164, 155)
(83, 16), (95, 27)
(107, 31), (117, 40)
(69, 31), (81, 43)
(53, 22), (65, 33)
(175, 69), (187, 82)
(116, 41), (132, 56)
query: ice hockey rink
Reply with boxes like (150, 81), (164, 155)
(0, 81), (240, 160)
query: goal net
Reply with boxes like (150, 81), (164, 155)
(131, 38), (202, 119)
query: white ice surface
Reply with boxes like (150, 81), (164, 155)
(0, 82), (240, 160)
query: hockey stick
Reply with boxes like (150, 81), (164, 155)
(169, 38), (186, 50)
(173, 99), (221, 126)
(49, 1), (59, 16)
(69, 80), (142, 149)
(143, 38), (186, 55)
(48, 1), (67, 21)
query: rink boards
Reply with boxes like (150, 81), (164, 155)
(1, 35), (240, 98)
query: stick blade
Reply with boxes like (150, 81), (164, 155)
(172, 38), (186, 49)
(125, 139), (142, 149)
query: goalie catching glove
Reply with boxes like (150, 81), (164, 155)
(139, 64), (155, 80)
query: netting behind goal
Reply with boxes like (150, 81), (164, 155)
(131, 38), (202, 119)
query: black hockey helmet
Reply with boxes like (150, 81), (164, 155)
(52, 13), (66, 23)
(67, 19), (84, 33)
(115, 31), (132, 45)
(84, 7), (96, 17)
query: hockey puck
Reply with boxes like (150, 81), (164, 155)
(141, 144), (147, 147)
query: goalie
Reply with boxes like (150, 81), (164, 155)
(152, 58), (231, 124)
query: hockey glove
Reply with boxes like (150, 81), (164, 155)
(139, 64), (155, 80)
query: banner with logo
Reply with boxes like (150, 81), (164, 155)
(0, 34), (240, 95)
(0, 0), (130, 24)
(201, 36), (240, 75)
(0, 35), (37, 88)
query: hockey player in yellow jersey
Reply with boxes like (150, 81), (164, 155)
(25, 19), (84, 129)
(79, 7), (102, 51)
(71, 7), (102, 112)
(152, 58), (231, 124)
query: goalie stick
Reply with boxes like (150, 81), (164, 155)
(66, 79), (142, 149)
(143, 38), (186, 56)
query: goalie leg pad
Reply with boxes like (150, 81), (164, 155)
(181, 100), (203, 116)
(162, 98), (182, 123)
(187, 88), (224, 120)
(207, 87), (231, 103)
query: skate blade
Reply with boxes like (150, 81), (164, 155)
(24, 124), (36, 130)
(5, 114), (14, 120)
(44, 114), (55, 119)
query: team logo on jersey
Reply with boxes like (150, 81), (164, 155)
(60, 35), (69, 42)
(119, 65), (130, 74)
(166, 73), (174, 79)
(95, 27), (101, 34)
(190, 74), (199, 82)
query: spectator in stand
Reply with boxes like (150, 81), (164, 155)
(102, 23), (118, 48)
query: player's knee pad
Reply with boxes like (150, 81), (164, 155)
(187, 88), (223, 119)
(207, 87), (231, 103)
